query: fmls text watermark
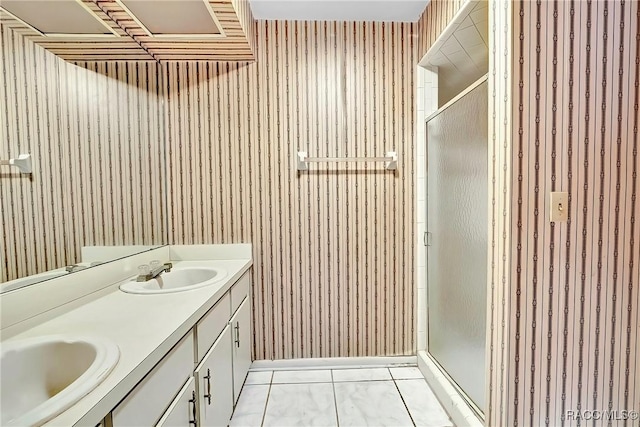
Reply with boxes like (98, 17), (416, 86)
(565, 410), (639, 422)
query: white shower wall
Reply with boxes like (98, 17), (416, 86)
(415, 66), (439, 351)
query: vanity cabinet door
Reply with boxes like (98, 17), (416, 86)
(231, 298), (252, 404)
(195, 325), (233, 427)
(156, 377), (197, 427)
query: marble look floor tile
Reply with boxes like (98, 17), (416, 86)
(262, 383), (337, 427)
(395, 379), (454, 427)
(272, 370), (332, 384)
(389, 366), (425, 380)
(229, 385), (270, 427)
(334, 381), (413, 427)
(245, 371), (273, 385)
(332, 368), (392, 382)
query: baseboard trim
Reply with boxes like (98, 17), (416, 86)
(417, 351), (484, 427)
(250, 355), (417, 371)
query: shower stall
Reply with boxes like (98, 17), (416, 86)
(424, 77), (488, 414)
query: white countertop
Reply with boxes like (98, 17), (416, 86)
(5, 258), (252, 426)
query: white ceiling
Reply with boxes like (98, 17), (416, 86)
(249, 0), (431, 22)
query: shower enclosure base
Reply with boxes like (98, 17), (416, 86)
(417, 351), (483, 427)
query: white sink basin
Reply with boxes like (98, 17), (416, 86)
(119, 267), (227, 294)
(0, 335), (119, 426)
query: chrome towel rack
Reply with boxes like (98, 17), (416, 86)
(297, 151), (398, 171)
(0, 154), (32, 174)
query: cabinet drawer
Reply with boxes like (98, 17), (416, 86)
(230, 272), (250, 314)
(156, 377), (197, 427)
(112, 331), (195, 427)
(196, 292), (230, 363)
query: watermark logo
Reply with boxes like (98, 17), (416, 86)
(565, 410), (639, 422)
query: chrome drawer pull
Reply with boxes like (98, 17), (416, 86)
(234, 322), (240, 348)
(203, 369), (212, 405)
(189, 390), (197, 426)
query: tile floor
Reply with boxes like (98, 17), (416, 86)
(229, 367), (454, 427)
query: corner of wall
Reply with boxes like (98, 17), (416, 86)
(486, 0), (513, 425)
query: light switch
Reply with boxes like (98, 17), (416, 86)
(550, 191), (568, 222)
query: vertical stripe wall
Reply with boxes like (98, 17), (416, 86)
(165, 20), (418, 360)
(487, 0), (514, 424)
(0, 24), (166, 282)
(486, 0), (640, 425)
(508, 1), (639, 425)
(417, 0), (465, 58)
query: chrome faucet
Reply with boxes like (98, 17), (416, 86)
(136, 262), (172, 282)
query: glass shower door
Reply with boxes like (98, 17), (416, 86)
(426, 79), (488, 411)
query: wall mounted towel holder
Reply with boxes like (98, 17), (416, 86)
(296, 151), (397, 171)
(0, 154), (32, 174)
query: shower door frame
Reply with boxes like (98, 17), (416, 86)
(423, 74), (489, 420)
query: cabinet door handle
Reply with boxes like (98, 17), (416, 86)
(189, 390), (198, 426)
(203, 369), (212, 405)
(234, 321), (240, 348)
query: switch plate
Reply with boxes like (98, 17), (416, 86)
(550, 191), (568, 222)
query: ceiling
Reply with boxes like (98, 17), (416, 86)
(249, 0), (430, 22)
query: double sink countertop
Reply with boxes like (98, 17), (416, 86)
(4, 258), (252, 426)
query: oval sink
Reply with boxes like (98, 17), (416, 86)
(119, 267), (227, 294)
(0, 335), (119, 426)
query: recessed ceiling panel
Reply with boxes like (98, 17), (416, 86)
(249, 0), (431, 22)
(120, 0), (221, 35)
(1, 0), (114, 35)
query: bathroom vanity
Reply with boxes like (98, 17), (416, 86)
(109, 266), (251, 427)
(0, 245), (253, 427)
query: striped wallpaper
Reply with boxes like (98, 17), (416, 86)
(487, 0), (514, 424)
(165, 20), (418, 360)
(0, 24), (166, 282)
(487, 0), (640, 425)
(417, 0), (465, 58)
